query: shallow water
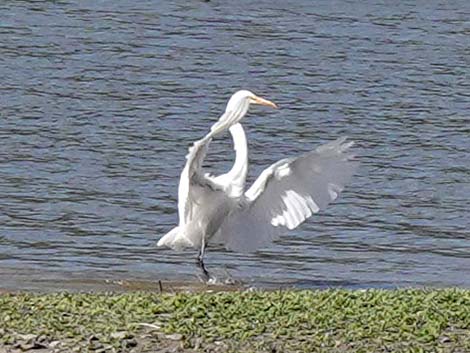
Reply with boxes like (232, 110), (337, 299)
(0, 1), (469, 290)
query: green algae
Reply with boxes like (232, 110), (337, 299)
(0, 289), (469, 352)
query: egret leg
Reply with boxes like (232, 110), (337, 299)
(197, 236), (210, 280)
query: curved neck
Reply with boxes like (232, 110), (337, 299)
(210, 101), (249, 137)
(226, 123), (248, 196)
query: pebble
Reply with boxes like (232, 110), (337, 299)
(440, 336), (451, 343)
(16, 334), (37, 341)
(110, 331), (129, 340)
(165, 333), (183, 341)
(49, 341), (61, 348)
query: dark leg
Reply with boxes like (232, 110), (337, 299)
(197, 236), (210, 280)
(197, 254), (210, 280)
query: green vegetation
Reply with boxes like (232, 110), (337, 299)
(0, 289), (469, 352)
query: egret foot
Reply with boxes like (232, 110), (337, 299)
(221, 269), (241, 285)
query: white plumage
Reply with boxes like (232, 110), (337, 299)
(157, 90), (358, 278)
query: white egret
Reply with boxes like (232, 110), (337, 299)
(157, 90), (358, 279)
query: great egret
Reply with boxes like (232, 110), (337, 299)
(158, 90), (358, 279)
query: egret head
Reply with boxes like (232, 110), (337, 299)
(210, 90), (277, 136)
(226, 90), (277, 112)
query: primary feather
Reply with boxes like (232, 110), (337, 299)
(212, 137), (358, 252)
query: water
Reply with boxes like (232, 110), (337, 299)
(1, 0), (469, 291)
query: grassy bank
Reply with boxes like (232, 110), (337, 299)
(1, 289), (469, 352)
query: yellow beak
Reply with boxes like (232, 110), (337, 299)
(250, 95), (278, 109)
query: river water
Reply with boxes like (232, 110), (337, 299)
(0, 1), (469, 291)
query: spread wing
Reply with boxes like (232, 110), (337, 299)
(177, 135), (212, 225)
(213, 137), (358, 252)
(176, 115), (243, 227)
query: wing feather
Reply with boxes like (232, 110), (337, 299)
(214, 137), (358, 252)
(177, 135), (212, 225)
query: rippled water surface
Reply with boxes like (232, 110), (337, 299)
(1, 1), (469, 290)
